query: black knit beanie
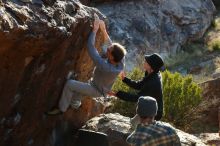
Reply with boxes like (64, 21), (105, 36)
(137, 96), (158, 118)
(145, 53), (164, 72)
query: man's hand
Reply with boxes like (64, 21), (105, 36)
(119, 71), (126, 80)
(108, 91), (116, 96)
(93, 14), (100, 33)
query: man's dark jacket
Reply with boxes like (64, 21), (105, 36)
(116, 72), (163, 120)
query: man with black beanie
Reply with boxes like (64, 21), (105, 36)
(126, 96), (181, 146)
(109, 53), (164, 123)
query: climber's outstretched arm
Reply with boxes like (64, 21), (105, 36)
(99, 20), (112, 45)
(87, 14), (111, 70)
(87, 15), (102, 63)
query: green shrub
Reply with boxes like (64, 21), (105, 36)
(162, 70), (202, 127)
(110, 69), (202, 127)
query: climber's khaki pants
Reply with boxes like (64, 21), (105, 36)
(58, 79), (102, 112)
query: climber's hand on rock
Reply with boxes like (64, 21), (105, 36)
(93, 14), (100, 33)
(108, 91), (116, 96)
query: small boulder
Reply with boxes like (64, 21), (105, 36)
(83, 113), (207, 146)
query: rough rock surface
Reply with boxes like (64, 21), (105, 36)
(95, 0), (216, 69)
(200, 77), (220, 99)
(193, 77), (220, 132)
(0, 0), (218, 145)
(83, 113), (208, 146)
(212, 0), (220, 7)
(79, 0), (131, 5)
(0, 0), (106, 146)
(213, 67), (220, 78)
(197, 133), (220, 145)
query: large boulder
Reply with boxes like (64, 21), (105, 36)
(192, 77), (220, 132)
(95, 0), (216, 69)
(197, 133), (220, 146)
(183, 77), (220, 134)
(200, 77), (220, 99)
(0, 0), (106, 146)
(79, 0), (133, 5)
(83, 113), (208, 146)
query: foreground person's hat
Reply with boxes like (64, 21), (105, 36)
(137, 96), (158, 118)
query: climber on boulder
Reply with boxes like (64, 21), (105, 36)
(46, 14), (127, 115)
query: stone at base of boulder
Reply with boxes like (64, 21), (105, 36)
(196, 133), (220, 145)
(83, 113), (208, 146)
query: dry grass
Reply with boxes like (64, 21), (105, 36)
(165, 43), (206, 69)
(207, 37), (220, 51)
(206, 11), (220, 51)
(211, 17), (220, 30)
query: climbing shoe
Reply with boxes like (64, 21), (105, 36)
(70, 100), (81, 109)
(45, 108), (63, 116)
(66, 71), (77, 80)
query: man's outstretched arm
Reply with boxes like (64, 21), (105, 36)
(119, 71), (145, 90)
(122, 77), (145, 90)
(87, 15), (117, 71)
(87, 15), (106, 66)
(114, 91), (139, 102)
(108, 91), (140, 102)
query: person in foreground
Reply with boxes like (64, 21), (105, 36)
(126, 96), (181, 146)
(46, 15), (126, 115)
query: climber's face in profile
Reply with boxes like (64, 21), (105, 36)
(107, 46), (115, 64)
(106, 43), (126, 65)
